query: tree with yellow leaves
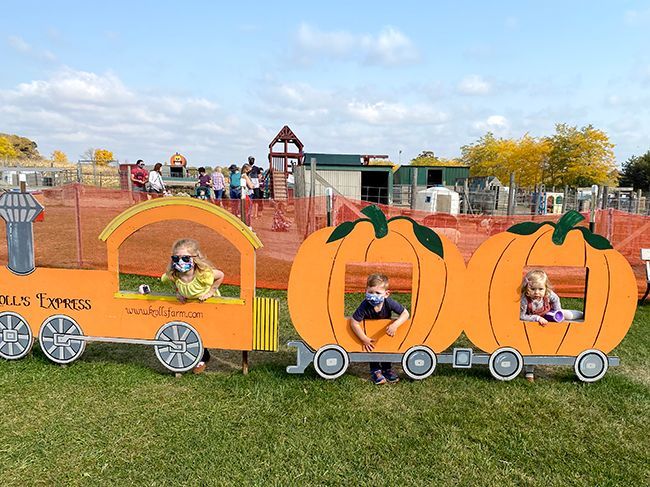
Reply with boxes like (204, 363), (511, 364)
(462, 125), (615, 188)
(545, 124), (617, 187)
(0, 136), (19, 159)
(94, 148), (115, 166)
(50, 150), (69, 166)
(461, 133), (550, 186)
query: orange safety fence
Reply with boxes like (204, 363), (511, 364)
(0, 184), (648, 298)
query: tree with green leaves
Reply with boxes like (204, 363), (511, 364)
(619, 151), (650, 191)
(410, 150), (463, 167)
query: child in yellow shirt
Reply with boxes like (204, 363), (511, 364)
(161, 238), (224, 373)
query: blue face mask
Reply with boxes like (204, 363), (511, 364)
(173, 260), (193, 273)
(365, 293), (385, 306)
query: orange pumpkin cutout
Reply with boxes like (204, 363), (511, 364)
(465, 211), (637, 357)
(288, 206), (465, 354)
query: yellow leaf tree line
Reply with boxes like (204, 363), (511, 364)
(458, 124), (617, 188)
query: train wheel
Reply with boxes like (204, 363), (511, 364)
(0, 311), (33, 360)
(488, 347), (523, 381)
(401, 345), (436, 380)
(313, 344), (349, 380)
(574, 349), (608, 383)
(154, 322), (203, 373)
(39, 315), (86, 365)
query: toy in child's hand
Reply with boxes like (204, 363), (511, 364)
(544, 310), (564, 322)
(138, 284), (151, 294)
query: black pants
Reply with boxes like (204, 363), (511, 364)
(202, 349), (211, 363)
(369, 362), (392, 373)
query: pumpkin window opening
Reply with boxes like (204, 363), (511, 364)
(521, 266), (587, 322)
(344, 262), (413, 317)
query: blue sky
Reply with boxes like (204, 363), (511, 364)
(2, 1), (649, 167)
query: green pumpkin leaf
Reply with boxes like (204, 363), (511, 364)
(327, 220), (368, 243)
(507, 222), (543, 235)
(552, 210), (585, 245)
(388, 216), (444, 258)
(360, 205), (388, 238)
(413, 223), (444, 258)
(574, 227), (613, 250)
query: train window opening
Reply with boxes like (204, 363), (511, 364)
(117, 220), (242, 299)
(344, 262), (413, 317)
(521, 266), (587, 322)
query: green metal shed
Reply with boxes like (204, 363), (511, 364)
(394, 165), (469, 187)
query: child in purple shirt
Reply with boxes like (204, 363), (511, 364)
(350, 274), (410, 385)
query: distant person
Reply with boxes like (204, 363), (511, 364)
(131, 160), (148, 201)
(147, 163), (166, 195)
(228, 164), (241, 215)
(240, 163), (256, 224)
(211, 167), (225, 204)
(131, 160), (148, 192)
(195, 167), (211, 199)
(248, 156), (262, 199)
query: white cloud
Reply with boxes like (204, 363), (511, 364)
(457, 75), (492, 95)
(472, 115), (509, 134)
(0, 68), (251, 162)
(294, 23), (420, 66)
(7, 35), (57, 62)
(624, 8), (650, 25)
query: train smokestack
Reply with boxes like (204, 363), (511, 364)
(0, 191), (44, 275)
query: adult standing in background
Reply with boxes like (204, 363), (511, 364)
(131, 159), (148, 201)
(211, 166), (225, 205)
(228, 164), (241, 216)
(248, 156), (263, 214)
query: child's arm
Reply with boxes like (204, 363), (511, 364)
(386, 308), (409, 336)
(549, 291), (561, 311)
(198, 269), (225, 301)
(350, 318), (374, 352)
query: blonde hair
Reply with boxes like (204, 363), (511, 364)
(165, 238), (215, 280)
(367, 273), (389, 289)
(521, 269), (553, 297)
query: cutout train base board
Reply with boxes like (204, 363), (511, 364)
(0, 194), (638, 383)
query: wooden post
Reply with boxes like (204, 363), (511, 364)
(74, 183), (83, 268)
(242, 351), (249, 375)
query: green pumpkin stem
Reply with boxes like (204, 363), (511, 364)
(551, 210), (585, 245)
(360, 205), (388, 238)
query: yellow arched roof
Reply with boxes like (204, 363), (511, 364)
(99, 197), (262, 249)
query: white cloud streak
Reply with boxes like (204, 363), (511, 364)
(294, 23), (420, 66)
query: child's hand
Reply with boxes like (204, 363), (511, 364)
(386, 323), (399, 337)
(538, 317), (548, 326)
(361, 336), (375, 352)
(175, 292), (187, 304)
(198, 289), (214, 302)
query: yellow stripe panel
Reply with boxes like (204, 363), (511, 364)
(253, 297), (279, 351)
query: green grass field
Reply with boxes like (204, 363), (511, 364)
(1, 276), (648, 485)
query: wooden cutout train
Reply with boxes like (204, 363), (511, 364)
(0, 193), (638, 382)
